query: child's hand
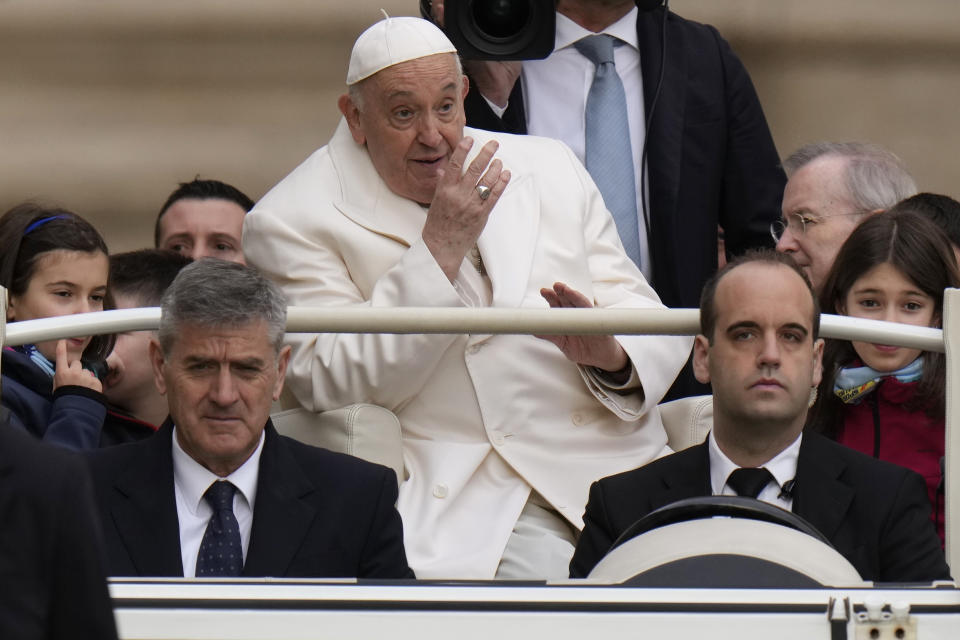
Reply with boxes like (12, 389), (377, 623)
(53, 339), (102, 393)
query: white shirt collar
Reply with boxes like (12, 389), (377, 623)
(708, 430), (802, 497)
(171, 426), (265, 516)
(555, 6), (639, 53)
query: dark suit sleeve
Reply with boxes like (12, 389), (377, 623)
(48, 453), (119, 639)
(569, 481), (619, 578)
(358, 469), (415, 579)
(711, 26), (785, 258)
(877, 469), (951, 583)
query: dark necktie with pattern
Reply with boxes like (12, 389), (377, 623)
(196, 480), (243, 577)
(726, 467), (774, 499)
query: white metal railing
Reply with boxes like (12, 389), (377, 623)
(1, 291), (958, 576)
(0, 305), (946, 351)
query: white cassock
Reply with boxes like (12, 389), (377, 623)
(243, 119), (692, 578)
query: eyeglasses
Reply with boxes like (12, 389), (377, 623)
(770, 211), (867, 243)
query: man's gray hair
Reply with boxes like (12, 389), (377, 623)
(158, 259), (287, 354)
(347, 53), (464, 111)
(783, 142), (918, 212)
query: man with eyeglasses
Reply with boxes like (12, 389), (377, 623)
(773, 142), (916, 291)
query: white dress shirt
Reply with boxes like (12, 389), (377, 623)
(708, 430), (801, 512)
(172, 428), (264, 577)
(512, 7), (650, 278)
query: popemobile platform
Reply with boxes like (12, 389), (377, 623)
(3, 290), (960, 640)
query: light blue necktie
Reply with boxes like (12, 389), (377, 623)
(575, 34), (641, 268)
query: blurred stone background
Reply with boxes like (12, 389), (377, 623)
(1, 0), (958, 251)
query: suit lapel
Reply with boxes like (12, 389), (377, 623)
(242, 424), (317, 577)
(793, 432), (855, 542)
(111, 423), (184, 576)
(654, 442), (713, 510)
(329, 118), (427, 247)
(478, 170), (539, 309)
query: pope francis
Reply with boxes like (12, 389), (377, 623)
(243, 15), (692, 580)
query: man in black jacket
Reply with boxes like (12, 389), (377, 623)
(87, 260), (413, 579)
(570, 250), (950, 582)
(446, 0), (785, 312)
(0, 406), (118, 639)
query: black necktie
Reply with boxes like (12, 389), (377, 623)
(196, 481), (243, 577)
(727, 467), (774, 498)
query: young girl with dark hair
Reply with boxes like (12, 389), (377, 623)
(809, 209), (959, 543)
(1, 203), (116, 449)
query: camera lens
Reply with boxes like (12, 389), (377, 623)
(471, 0), (531, 39)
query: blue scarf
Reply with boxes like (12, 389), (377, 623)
(833, 357), (923, 404)
(19, 344), (56, 378)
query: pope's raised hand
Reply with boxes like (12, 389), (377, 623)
(422, 136), (511, 281)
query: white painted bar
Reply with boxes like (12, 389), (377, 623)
(1, 306), (946, 352)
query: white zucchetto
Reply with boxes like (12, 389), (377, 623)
(346, 15), (458, 85)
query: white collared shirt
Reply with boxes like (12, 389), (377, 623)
(172, 427), (264, 577)
(495, 7), (650, 278)
(708, 430), (801, 511)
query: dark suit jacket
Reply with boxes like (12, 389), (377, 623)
(569, 431), (950, 583)
(465, 7), (786, 311)
(86, 421), (413, 579)
(0, 411), (118, 640)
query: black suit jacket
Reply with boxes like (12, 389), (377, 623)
(86, 421), (413, 579)
(465, 7), (786, 311)
(0, 412), (118, 640)
(569, 431), (950, 583)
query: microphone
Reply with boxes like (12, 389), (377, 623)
(778, 479), (797, 500)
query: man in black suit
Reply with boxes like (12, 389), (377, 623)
(569, 250), (950, 583)
(87, 260), (413, 579)
(0, 407), (118, 639)
(446, 0), (785, 312)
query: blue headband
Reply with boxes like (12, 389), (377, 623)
(23, 215), (68, 235)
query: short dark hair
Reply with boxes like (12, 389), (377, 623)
(154, 178), (255, 247)
(699, 249), (819, 343)
(0, 202), (115, 362)
(888, 192), (960, 250)
(109, 249), (192, 307)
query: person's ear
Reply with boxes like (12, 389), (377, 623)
(149, 339), (168, 396)
(692, 335), (712, 384)
(5, 292), (15, 321)
(811, 338), (825, 388)
(273, 345), (291, 401)
(338, 93), (366, 145)
(461, 74), (470, 101)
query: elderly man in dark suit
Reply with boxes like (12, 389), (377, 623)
(570, 250), (950, 583)
(87, 260), (413, 579)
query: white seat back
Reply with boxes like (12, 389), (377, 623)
(271, 402), (405, 485)
(658, 395), (712, 451)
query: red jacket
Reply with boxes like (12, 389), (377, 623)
(837, 378), (945, 544)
